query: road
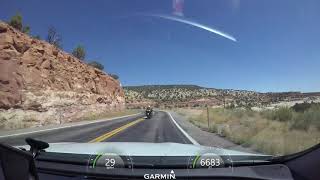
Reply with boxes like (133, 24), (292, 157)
(0, 111), (194, 146)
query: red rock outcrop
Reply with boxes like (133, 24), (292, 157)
(0, 21), (125, 129)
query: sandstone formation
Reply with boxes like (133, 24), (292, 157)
(0, 21), (125, 129)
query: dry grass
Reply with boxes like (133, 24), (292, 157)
(175, 108), (203, 118)
(176, 107), (320, 156)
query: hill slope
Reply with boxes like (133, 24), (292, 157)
(124, 85), (320, 108)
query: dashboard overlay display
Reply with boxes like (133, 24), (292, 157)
(188, 147), (233, 172)
(190, 153), (225, 169)
(87, 153), (132, 170)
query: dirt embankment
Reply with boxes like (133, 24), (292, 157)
(0, 21), (125, 129)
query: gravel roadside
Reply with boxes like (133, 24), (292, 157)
(169, 111), (257, 154)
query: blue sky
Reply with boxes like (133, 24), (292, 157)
(1, 0), (319, 92)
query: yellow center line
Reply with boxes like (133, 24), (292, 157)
(88, 118), (144, 143)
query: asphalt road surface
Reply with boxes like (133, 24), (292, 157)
(0, 111), (194, 146)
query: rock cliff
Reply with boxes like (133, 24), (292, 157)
(0, 21), (125, 129)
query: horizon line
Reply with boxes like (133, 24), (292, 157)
(122, 84), (320, 94)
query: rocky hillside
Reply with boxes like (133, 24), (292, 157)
(0, 21), (125, 129)
(125, 85), (320, 108)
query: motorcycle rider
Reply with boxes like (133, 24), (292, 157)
(146, 105), (153, 112)
(145, 105), (153, 118)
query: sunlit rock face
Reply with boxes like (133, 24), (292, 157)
(0, 21), (125, 129)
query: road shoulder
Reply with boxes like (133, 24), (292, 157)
(168, 111), (256, 153)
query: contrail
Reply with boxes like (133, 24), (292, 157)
(145, 14), (237, 42)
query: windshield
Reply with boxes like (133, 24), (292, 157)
(0, 0), (319, 160)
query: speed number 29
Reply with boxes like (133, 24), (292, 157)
(105, 158), (116, 169)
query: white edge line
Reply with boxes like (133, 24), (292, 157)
(0, 113), (142, 139)
(165, 111), (200, 145)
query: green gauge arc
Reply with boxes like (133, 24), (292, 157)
(192, 154), (201, 169)
(92, 154), (103, 168)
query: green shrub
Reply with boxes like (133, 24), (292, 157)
(261, 108), (294, 122)
(291, 102), (312, 112)
(273, 107), (293, 121)
(8, 13), (23, 31)
(290, 113), (311, 131)
(306, 105), (320, 130)
(22, 26), (30, 34)
(72, 45), (86, 60)
(88, 61), (104, 70)
(8, 12), (30, 34)
(290, 104), (320, 131)
(109, 73), (119, 80)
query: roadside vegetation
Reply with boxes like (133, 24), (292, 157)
(175, 103), (320, 155)
(8, 12), (30, 34)
(72, 45), (86, 60)
(108, 73), (119, 80)
(88, 61), (104, 70)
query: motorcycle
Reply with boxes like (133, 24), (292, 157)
(146, 109), (153, 119)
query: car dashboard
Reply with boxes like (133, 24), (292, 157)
(33, 152), (293, 180)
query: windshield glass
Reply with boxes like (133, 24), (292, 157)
(0, 0), (319, 159)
